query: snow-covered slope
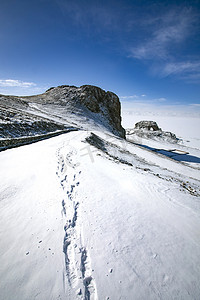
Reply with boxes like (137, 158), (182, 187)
(0, 90), (200, 299)
(0, 85), (125, 143)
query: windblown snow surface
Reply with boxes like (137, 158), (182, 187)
(0, 104), (200, 299)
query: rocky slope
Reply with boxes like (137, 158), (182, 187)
(0, 85), (125, 150)
(0, 85), (125, 141)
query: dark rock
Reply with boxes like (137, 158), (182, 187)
(45, 87), (55, 92)
(78, 85), (125, 137)
(134, 121), (161, 131)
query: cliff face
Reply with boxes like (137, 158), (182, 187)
(79, 85), (122, 131)
(0, 85), (125, 141)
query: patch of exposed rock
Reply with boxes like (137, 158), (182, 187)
(126, 120), (178, 143)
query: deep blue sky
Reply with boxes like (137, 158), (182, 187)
(0, 0), (200, 107)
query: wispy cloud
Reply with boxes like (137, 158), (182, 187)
(57, 2), (199, 85)
(130, 8), (194, 60)
(162, 62), (200, 76)
(129, 7), (200, 83)
(0, 79), (36, 88)
(161, 61), (200, 83)
(0, 79), (47, 96)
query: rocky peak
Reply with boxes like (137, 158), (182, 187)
(0, 84), (125, 140)
(44, 85), (125, 138)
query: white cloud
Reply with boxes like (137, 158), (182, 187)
(0, 79), (48, 96)
(162, 61), (200, 76)
(160, 61), (200, 83)
(120, 95), (139, 100)
(0, 79), (36, 88)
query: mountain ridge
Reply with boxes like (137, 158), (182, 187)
(0, 85), (125, 144)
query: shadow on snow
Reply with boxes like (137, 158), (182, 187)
(137, 144), (200, 163)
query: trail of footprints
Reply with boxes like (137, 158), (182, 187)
(56, 146), (97, 300)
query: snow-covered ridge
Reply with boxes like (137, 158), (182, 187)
(0, 85), (125, 147)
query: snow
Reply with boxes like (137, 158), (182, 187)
(0, 139), (66, 299)
(121, 102), (200, 150)
(121, 102), (200, 171)
(0, 105), (200, 299)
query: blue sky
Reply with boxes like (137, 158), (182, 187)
(0, 0), (200, 107)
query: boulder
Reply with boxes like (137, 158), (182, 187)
(134, 121), (161, 131)
(126, 120), (178, 143)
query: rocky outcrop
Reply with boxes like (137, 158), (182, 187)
(42, 85), (125, 138)
(134, 121), (160, 131)
(0, 85), (125, 141)
(126, 120), (178, 143)
(80, 85), (122, 133)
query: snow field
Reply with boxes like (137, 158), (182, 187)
(0, 126), (200, 299)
